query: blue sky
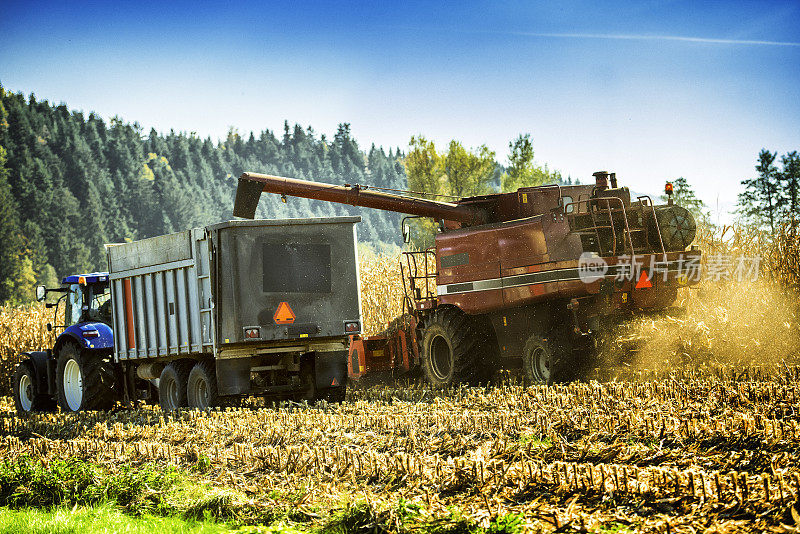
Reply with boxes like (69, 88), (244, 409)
(1, 0), (799, 220)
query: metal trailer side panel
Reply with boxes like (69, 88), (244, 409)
(134, 276), (146, 358)
(165, 271), (178, 352)
(112, 278), (127, 355)
(154, 273), (167, 354)
(194, 229), (214, 349)
(144, 274), (158, 357)
(108, 231), (192, 272)
(109, 229), (213, 362)
(109, 219), (358, 364)
(175, 267), (189, 354)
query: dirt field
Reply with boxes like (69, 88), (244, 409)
(2, 365), (799, 533)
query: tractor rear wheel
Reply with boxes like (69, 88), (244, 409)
(187, 360), (218, 410)
(421, 307), (491, 387)
(56, 343), (118, 412)
(13, 362), (54, 416)
(159, 361), (192, 412)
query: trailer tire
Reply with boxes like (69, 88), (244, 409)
(159, 361), (192, 412)
(187, 360), (218, 410)
(421, 307), (488, 387)
(56, 343), (118, 412)
(13, 362), (54, 416)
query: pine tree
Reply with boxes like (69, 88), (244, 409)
(778, 151), (800, 218)
(738, 149), (780, 231)
(660, 177), (708, 221)
(0, 145), (29, 303)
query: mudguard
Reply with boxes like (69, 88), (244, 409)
(314, 350), (348, 389)
(61, 322), (114, 350)
(215, 358), (250, 396)
(19, 351), (51, 396)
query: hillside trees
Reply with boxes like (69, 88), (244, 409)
(404, 136), (497, 247)
(0, 86), (412, 303)
(404, 134), (568, 247)
(778, 151), (800, 216)
(0, 85), (573, 304)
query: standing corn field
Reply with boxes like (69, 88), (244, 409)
(0, 304), (55, 396)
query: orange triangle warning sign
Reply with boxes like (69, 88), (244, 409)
(635, 270), (653, 289)
(331, 378), (338, 386)
(273, 301), (296, 324)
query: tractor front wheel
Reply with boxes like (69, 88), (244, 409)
(56, 343), (118, 412)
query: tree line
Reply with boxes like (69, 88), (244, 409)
(0, 85), (568, 304)
(738, 149), (800, 231)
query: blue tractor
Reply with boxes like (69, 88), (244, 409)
(13, 273), (122, 415)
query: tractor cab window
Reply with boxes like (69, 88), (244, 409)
(64, 284), (83, 327)
(87, 284), (112, 325)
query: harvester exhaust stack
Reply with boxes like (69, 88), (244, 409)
(234, 172), (483, 224)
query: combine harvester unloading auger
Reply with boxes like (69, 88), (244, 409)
(235, 171), (700, 386)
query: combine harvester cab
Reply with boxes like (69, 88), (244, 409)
(235, 170), (701, 386)
(13, 217), (361, 415)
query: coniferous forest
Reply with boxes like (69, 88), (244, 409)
(0, 86), (411, 303)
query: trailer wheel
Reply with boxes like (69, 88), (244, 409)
(56, 343), (118, 412)
(421, 308), (488, 387)
(13, 362), (53, 416)
(187, 360), (218, 410)
(159, 361), (192, 412)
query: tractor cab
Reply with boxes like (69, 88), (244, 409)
(14, 272), (117, 416)
(37, 272), (114, 349)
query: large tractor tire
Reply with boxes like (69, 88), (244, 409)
(13, 362), (54, 416)
(420, 307), (491, 387)
(56, 343), (118, 412)
(187, 360), (219, 410)
(159, 361), (192, 412)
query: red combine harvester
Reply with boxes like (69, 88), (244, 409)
(234, 171), (700, 385)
